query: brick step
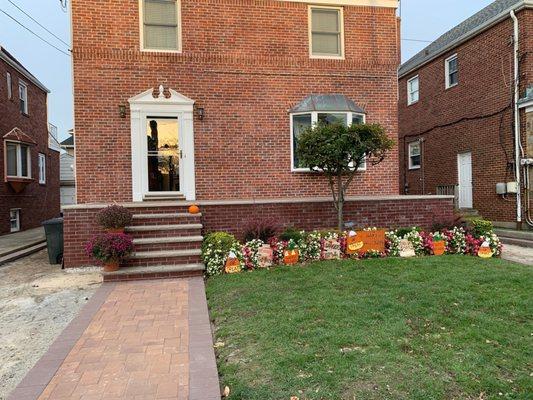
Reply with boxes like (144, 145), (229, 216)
(132, 236), (203, 252)
(499, 237), (533, 249)
(131, 213), (201, 226)
(125, 224), (202, 238)
(103, 263), (205, 282)
(125, 249), (202, 267)
(495, 228), (533, 241)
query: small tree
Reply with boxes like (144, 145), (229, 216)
(296, 122), (394, 231)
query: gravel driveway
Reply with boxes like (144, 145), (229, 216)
(0, 250), (101, 400)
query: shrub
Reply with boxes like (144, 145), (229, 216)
(96, 205), (133, 229)
(242, 217), (280, 242)
(201, 232), (239, 276)
(280, 227), (304, 243)
(471, 219), (494, 238)
(85, 233), (133, 262)
(432, 215), (468, 232)
(395, 226), (421, 238)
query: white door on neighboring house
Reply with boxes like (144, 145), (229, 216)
(457, 152), (473, 209)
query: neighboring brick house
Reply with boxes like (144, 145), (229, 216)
(65, 0), (454, 271)
(398, 0), (533, 229)
(0, 46), (60, 235)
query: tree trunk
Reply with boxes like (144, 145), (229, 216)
(337, 174), (344, 231)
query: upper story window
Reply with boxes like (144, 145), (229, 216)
(6, 141), (31, 178)
(408, 141), (421, 170)
(445, 54), (458, 89)
(19, 81), (28, 114)
(6, 72), (12, 100)
(407, 75), (419, 105)
(309, 6), (344, 59)
(38, 153), (46, 184)
(141, 0), (181, 52)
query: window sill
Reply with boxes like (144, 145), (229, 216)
(5, 177), (33, 193)
(140, 48), (182, 54)
(407, 100), (419, 106)
(445, 83), (458, 90)
(309, 55), (345, 60)
(408, 166), (421, 170)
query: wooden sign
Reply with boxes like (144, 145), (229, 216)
(224, 252), (241, 274)
(399, 239), (416, 258)
(355, 229), (386, 254)
(323, 238), (341, 260)
(283, 249), (299, 265)
(478, 241), (493, 258)
(257, 245), (274, 268)
(346, 231), (364, 255)
(433, 240), (446, 256)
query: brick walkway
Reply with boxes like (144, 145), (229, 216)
(8, 277), (220, 400)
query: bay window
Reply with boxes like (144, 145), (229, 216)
(6, 141), (31, 178)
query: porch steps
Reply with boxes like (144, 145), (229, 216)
(0, 241), (47, 266)
(103, 263), (205, 282)
(125, 224), (202, 232)
(495, 229), (533, 249)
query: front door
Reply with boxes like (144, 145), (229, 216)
(457, 152), (473, 209)
(146, 117), (183, 193)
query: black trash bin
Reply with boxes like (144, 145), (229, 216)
(42, 217), (64, 265)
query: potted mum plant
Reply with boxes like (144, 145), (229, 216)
(432, 232), (446, 256)
(86, 233), (134, 272)
(96, 205), (133, 233)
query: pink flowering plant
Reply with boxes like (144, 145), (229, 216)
(85, 233), (134, 263)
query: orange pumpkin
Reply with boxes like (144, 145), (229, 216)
(283, 249), (299, 265)
(433, 241), (446, 256)
(188, 205), (200, 214)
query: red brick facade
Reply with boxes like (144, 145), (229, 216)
(398, 8), (532, 226)
(0, 50), (60, 235)
(71, 0), (401, 203)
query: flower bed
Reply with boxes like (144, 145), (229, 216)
(202, 221), (503, 277)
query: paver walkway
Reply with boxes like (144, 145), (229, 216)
(8, 277), (220, 400)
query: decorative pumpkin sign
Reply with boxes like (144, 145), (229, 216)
(399, 239), (416, 258)
(346, 231), (364, 255)
(323, 238), (341, 260)
(188, 204), (200, 214)
(283, 249), (299, 265)
(478, 241), (493, 258)
(257, 245), (274, 268)
(356, 229), (386, 255)
(224, 251), (241, 274)
(433, 240), (446, 256)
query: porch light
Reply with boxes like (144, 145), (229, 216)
(196, 107), (205, 120)
(119, 104), (126, 118)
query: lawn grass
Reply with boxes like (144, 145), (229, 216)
(206, 256), (533, 400)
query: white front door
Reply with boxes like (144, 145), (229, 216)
(457, 152), (473, 209)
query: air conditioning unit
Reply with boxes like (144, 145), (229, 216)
(496, 183), (507, 195)
(507, 182), (518, 194)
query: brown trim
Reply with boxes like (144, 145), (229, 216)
(6, 283), (116, 400)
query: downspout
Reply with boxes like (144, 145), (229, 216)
(511, 10), (523, 230)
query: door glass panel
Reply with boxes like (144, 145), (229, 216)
(146, 118), (180, 192)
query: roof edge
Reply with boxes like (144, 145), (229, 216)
(399, 0), (533, 78)
(0, 47), (50, 93)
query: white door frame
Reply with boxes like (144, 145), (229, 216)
(129, 87), (196, 201)
(457, 151), (473, 209)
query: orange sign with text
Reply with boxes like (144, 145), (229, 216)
(355, 230), (386, 254)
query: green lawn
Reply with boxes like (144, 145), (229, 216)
(206, 256), (533, 400)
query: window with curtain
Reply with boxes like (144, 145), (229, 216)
(310, 7), (343, 58)
(143, 0), (180, 51)
(6, 142), (31, 178)
(408, 141), (421, 169)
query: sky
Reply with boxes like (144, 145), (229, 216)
(0, 0), (495, 141)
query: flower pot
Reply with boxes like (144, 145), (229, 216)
(103, 260), (120, 272)
(433, 240), (446, 256)
(106, 228), (125, 234)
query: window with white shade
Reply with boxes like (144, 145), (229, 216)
(19, 81), (28, 114)
(407, 75), (419, 105)
(408, 141), (421, 170)
(6, 142), (31, 178)
(10, 209), (20, 232)
(6, 72), (12, 100)
(38, 153), (46, 184)
(445, 54), (458, 89)
(141, 0), (180, 52)
(309, 6), (343, 58)
(291, 111), (366, 171)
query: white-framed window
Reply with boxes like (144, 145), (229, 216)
(445, 54), (458, 89)
(291, 111), (366, 172)
(6, 141), (31, 178)
(10, 209), (20, 233)
(19, 81), (28, 114)
(407, 75), (419, 105)
(408, 141), (421, 170)
(38, 153), (46, 184)
(309, 6), (344, 59)
(6, 72), (12, 100)
(140, 0), (181, 52)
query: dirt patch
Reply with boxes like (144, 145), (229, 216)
(0, 250), (101, 400)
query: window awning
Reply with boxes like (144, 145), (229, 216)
(3, 127), (37, 145)
(289, 94), (365, 114)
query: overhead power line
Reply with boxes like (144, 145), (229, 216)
(8, 0), (70, 47)
(0, 8), (71, 57)
(402, 38), (433, 43)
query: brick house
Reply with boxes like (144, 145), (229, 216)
(0, 46), (60, 235)
(398, 0), (533, 229)
(65, 0), (454, 272)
